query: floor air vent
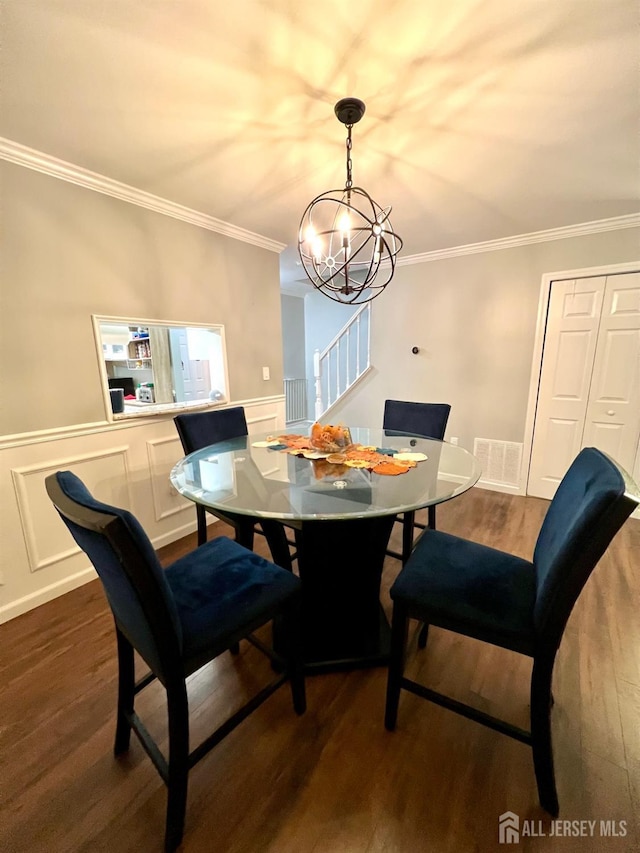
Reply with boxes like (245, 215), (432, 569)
(473, 438), (523, 486)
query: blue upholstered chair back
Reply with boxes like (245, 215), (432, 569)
(533, 448), (632, 638)
(50, 471), (182, 677)
(383, 400), (451, 440)
(174, 407), (248, 454)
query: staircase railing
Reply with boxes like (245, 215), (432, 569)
(313, 303), (371, 418)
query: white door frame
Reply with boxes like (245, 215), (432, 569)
(521, 260), (640, 512)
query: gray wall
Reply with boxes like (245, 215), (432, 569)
(280, 293), (306, 378)
(0, 161), (284, 436)
(329, 228), (640, 449)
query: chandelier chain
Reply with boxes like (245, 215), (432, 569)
(345, 125), (353, 190)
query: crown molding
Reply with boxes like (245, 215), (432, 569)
(0, 137), (286, 254)
(3, 137), (636, 263)
(397, 213), (640, 266)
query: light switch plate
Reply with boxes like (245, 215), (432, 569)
(262, 366), (270, 381)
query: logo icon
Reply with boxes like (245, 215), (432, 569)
(499, 811), (520, 844)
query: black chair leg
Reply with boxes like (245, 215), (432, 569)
(385, 605), (409, 731)
(417, 622), (430, 649)
(530, 657), (559, 817)
(165, 682), (190, 852)
(261, 519), (295, 573)
(234, 516), (256, 552)
(284, 598), (306, 715)
(427, 505), (436, 530)
(401, 511), (416, 564)
(196, 504), (208, 547)
(114, 627), (135, 755)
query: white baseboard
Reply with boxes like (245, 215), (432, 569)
(0, 566), (98, 624)
(476, 478), (525, 496)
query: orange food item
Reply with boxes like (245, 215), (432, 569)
(374, 460), (411, 476)
(311, 459), (349, 479)
(287, 437), (313, 449)
(345, 448), (380, 463)
(310, 422), (352, 452)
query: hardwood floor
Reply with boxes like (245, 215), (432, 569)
(1, 489), (638, 852)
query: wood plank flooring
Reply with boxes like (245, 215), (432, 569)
(1, 489), (638, 852)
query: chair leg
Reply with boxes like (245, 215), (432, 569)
(234, 516), (256, 552)
(385, 604), (409, 731)
(165, 681), (190, 852)
(427, 505), (436, 530)
(284, 598), (306, 715)
(417, 622), (430, 649)
(402, 511), (416, 564)
(530, 656), (559, 817)
(196, 504), (208, 547)
(261, 519), (295, 573)
(114, 627), (135, 755)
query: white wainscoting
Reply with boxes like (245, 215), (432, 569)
(0, 397), (286, 623)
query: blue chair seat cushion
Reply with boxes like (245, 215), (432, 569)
(165, 536), (300, 664)
(390, 530), (537, 653)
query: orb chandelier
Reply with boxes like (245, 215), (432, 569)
(297, 98), (403, 305)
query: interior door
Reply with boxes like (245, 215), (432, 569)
(528, 277), (605, 498)
(169, 328), (186, 401)
(528, 272), (640, 499)
(582, 272), (640, 463)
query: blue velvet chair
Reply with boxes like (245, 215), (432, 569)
(46, 470), (306, 852)
(174, 407), (297, 571)
(384, 447), (639, 816)
(383, 399), (452, 563)
(174, 406), (251, 547)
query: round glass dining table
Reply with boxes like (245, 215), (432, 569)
(170, 427), (481, 673)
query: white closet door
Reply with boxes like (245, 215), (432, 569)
(582, 273), (640, 464)
(528, 277), (605, 498)
(529, 272), (640, 500)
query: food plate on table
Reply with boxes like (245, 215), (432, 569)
(394, 452), (428, 462)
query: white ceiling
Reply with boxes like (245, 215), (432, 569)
(2, 0), (638, 289)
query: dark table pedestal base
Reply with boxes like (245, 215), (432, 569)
(300, 603), (391, 674)
(265, 515), (396, 673)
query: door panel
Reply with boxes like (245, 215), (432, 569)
(528, 278), (605, 498)
(188, 359), (211, 399)
(582, 274), (640, 468)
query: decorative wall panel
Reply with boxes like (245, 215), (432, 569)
(146, 435), (192, 522)
(11, 447), (131, 572)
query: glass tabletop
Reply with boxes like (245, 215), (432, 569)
(171, 427), (481, 523)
